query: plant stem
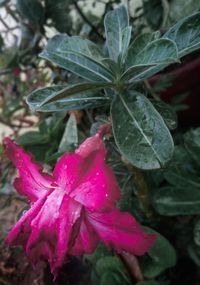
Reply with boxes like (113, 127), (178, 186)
(129, 165), (154, 218)
(161, 0), (170, 30)
(144, 79), (161, 101)
(72, 0), (104, 41)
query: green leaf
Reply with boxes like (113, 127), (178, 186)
(121, 26), (132, 60)
(95, 256), (130, 285)
(104, 5), (130, 61)
(125, 38), (178, 82)
(151, 100), (178, 130)
(188, 243), (200, 266)
(29, 88), (110, 112)
(164, 150), (200, 189)
(58, 113), (78, 153)
(95, 256), (124, 276)
(17, 0), (45, 26)
(27, 82), (112, 111)
(143, 0), (164, 30)
(40, 34), (114, 82)
(153, 186), (200, 216)
(136, 281), (160, 285)
(184, 128), (200, 166)
(16, 132), (49, 146)
(45, 0), (72, 33)
(164, 12), (200, 57)
(111, 91), (174, 170)
(142, 227), (177, 278)
(194, 220), (200, 246)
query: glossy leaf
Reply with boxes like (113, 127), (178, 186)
(164, 12), (200, 57)
(125, 38), (178, 82)
(111, 91), (174, 170)
(142, 227), (177, 278)
(153, 186), (200, 216)
(104, 5), (130, 61)
(30, 91), (110, 112)
(40, 34), (114, 82)
(27, 83), (112, 111)
(151, 100), (178, 130)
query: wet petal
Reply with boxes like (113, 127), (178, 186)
(88, 209), (156, 256)
(25, 189), (82, 276)
(5, 191), (51, 247)
(70, 210), (99, 256)
(75, 133), (105, 158)
(53, 153), (84, 191)
(3, 138), (53, 203)
(71, 149), (121, 211)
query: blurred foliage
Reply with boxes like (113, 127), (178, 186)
(0, 1), (200, 285)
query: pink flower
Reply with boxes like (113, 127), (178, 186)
(3, 125), (156, 277)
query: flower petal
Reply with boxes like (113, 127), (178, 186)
(5, 191), (51, 247)
(71, 149), (121, 211)
(3, 137), (53, 203)
(70, 210), (99, 256)
(25, 189), (82, 277)
(54, 134), (121, 211)
(53, 153), (84, 191)
(87, 209), (156, 256)
(75, 133), (105, 158)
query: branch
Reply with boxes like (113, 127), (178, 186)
(72, 0), (104, 41)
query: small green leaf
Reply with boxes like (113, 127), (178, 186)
(45, 0), (72, 33)
(58, 113), (78, 153)
(125, 38), (178, 82)
(16, 132), (49, 146)
(136, 281), (160, 285)
(27, 82), (112, 111)
(188, 243), (200, 266)
(153, 186), (200, 216)
(17, 0), (45, 26)
(143, 0), (164, 30)
(40, 34), (114, 82)
(151, 100), (178, 130)
(142, 227), (177, 278)
(111, 91), (174, 170)
(104, 5), (130, 61)
(184, 128), (200, 166)
(194, 220), (200, 246)
(164, 12), (200, 57)
(95, 256), (124, 276)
